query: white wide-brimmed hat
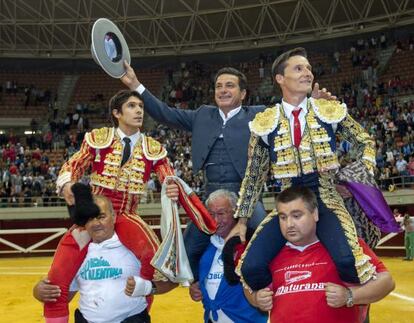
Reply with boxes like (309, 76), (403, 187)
(91, 18), (130, 78)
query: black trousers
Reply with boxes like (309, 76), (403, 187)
(241, 173), (359, 290)
(74, 308), (151, 323)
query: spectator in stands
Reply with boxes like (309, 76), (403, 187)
(43, 131), (53, 152)
(146, 175), (156, 203)
(402, 138), (412, 157)
(72, 111), (79, 125)
(370, 36), (377, 49)
(30, 118), (38, 132)
(16, 143), (24, 159)
(408, 156), (414, 176)
(396, 154), (409, 176)
(403, 213), (414, 261)
(385, 146), (395, 164)
(396, 40), (403, 53)
(76, 114), (85, 133)
(23, 186), (32, 206)
(314, 62), (325, 76)
(9, 161), (18, 175)
(332, 51), (340, 74)
(5, 80), (12, 94)
(63, 114), (71, 130)
(380, 32), (387, 49)
(32, 147), (42, 160)
(10, 170), (22, 195)
(393, 208), (403, 223)
(0, 187), (7, 207)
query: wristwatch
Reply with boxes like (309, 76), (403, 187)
(345, 287), (354, 307)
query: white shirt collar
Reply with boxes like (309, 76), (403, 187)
(282, 97), (308, 119)
(89, 232), (122, 250)
(116, 128), (141, 148)
(219, 106), (242, 123)
(286, 239), (319, 252)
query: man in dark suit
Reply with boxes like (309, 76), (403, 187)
(120, 62), (331, 280)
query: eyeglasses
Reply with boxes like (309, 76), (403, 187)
(208, 209), (234, 218)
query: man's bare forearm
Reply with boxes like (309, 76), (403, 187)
(351, 272), (395, 304)
(153, 280), (178, 294)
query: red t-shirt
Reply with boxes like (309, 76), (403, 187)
(269, 239), (386, 323)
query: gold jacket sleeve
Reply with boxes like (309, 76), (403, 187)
(235, 133), (270, 218)
(59, 139), (95, 183)
(338, 113), (376, 174)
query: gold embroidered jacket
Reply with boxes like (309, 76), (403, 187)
(236, 98), (376, 218)
(57, 127), (174, 214)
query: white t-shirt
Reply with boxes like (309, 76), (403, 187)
(205, 235), (233, 323)
(70, 233), (147, 323)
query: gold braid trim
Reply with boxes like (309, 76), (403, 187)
(281, 178), (292, 191)
(339, 115), (376, 174)
(310, 98), (347, 124)
(235, 134), (270, 218)
(152, 270), (169, 282)
(236, 209), (278, 292)
(271, 110), (301, 179)
(59, 138), (95, 182)
(249, 105), (280, 136)
(318, 174), (375, 283)
(154, 158), (175, 184)
(142, 135), (168, 161)
(306, 108), (340, 173)
(85, 127), (115, 149)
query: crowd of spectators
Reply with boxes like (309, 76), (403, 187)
(153, 33), (414, 192)
(0, 80), (54, 109)
(0, 139), (62, 208)
(0, 32), (413, 207)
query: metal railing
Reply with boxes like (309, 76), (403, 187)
(377, 175), (414, 191)
(0, 175), (412, 209)
(0, 228), (68, 254)
(0, 224), (189, 255)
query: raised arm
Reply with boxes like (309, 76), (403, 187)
(121, 61), (197, 132)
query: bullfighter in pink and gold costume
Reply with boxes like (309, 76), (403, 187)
(44, 90), (215, 322)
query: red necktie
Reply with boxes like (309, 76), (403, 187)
(292, 108), (302, 148)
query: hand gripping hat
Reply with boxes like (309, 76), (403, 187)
(69, 183), (101, 226)
(222, 228), (255, 285)
(91, 18), (131, 78)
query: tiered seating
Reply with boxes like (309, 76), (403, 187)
(0, 72), (62, 118)
(232, 49), (364, 99)
(44, 149), (66, 166)
(67, 69), (166, 126)
(380, 49), (414, 90)
(310, 50), (362, 95)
